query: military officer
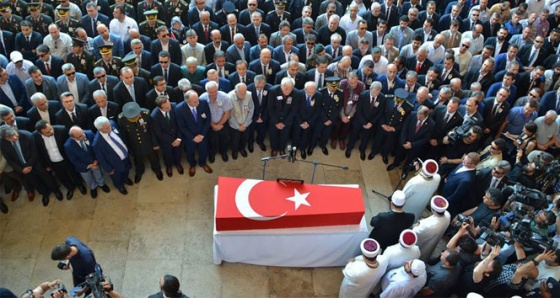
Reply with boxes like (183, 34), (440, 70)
(136, 0), (163, 21)
(117, 102), (163, 183)
(162, 0), (187, 27)
(95, 43), (123, 77)
(7, 0), (29, 19)
(65, 37), (96, 79)
(330, 73), (365, 151)
(265, 0), (291, 33)
(25, 3), (52, 37)
(310, 77), (343, 156)
(0, 5), (22, 33)
(55, 7), (79, 35)
(139, 10), (165, 40)
(369, 88), (413, 163)
(122, 54), (151, 85)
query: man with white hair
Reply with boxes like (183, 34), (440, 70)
(200, 81), (232, 163)
(413, 196), (452, 261)
(227, 83), (253, 160)
(226, 33), (251, 64)
(421, 34), (446, 64)
(454, 39), (473, 76)
(339, 238), (388, 298)
(317, 14), (347, 47)
(380, 259), (427, 298)
(267, 77), (302, 157)
(402, 160), (442, 221)
(295, 81), (321, 159)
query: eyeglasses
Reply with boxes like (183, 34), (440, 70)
(492, 168), (504, 175)
(66, 72), (76, 76)
(95, 74), (106, 79)
(159, 61), (169, 64)
(461, 43), (470, 48)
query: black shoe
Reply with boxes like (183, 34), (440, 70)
(77, 184), (87, 195)
(240, 149), (248, 157)
(42, 195), (49, 206)
(134, 174), (142, 184)
(232, 152), (238, 160)
(100, 184), (110, 193)
(221, 154), (229, 162)
(55, 191), (63, 201)
(248, 143), (254, 153)
(307, 147), (313, 156)
(66, 190), (73, 200)
(90, 188), (98, 199)
(258, 143), (266, 151)
(360, 151), (366, 161)
(209, 154), (215, 163)
(321, 146), (328, 155)
(345, 149), (351, 158)
(125, 178), (133, 186)
(382, 155), (388, 164)
(0, 201), (7, 214)
(301, 150), (307, 160)
(118, 187), (128, 195)
(387, 163), (398, 171)
(155, 171), (163, 181)
(368, 152), (376, 160)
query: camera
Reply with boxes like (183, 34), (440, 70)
(479, 226), (509, 247)
(447, 117), (478, 144)
(51, 282), (67, 297)
(57, 261), (67, 270)
(507, 183), (549, 210)
(81, 266), (113, 298)
(509, 221), (557, 252)
(453, 214), (471, 228)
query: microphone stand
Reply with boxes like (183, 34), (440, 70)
(261, 153), (290, 180)
(292, 158), (349, 184)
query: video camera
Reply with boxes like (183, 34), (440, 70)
(80, 266), (113, 298)
(447, 117), (478, 144)
(507, 183), (549, 211)
(509, 221), (557, 252)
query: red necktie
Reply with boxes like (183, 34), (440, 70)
(204, 26), (209, 41)
(415, 120), (422, 133)
(45, 62), (51, 75)
(231, 27), (235, 41)
(416, 62), (421, 73)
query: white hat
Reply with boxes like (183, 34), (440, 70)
(10, 51), (23, 63)
(360, 238), (380, 258)
(431, 195), (449, 213)
(422, 159), (439, 177)
(391, 190), (406, 207)
(410, 259), (426, 276)
(399, 229), (417, 248)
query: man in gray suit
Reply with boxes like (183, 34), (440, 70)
(225, 33), (251, 64)
(345, 20), (374, 50)
(56, 63), (89, 103)
(388, 16), (414, 50)
(25, 66), (59, 102)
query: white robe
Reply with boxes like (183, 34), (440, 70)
(339, 255), (389, 298)
(413, 212), (451, 261)
(380, 266), (427, 298)
(402, 173), (441, 222)
(382, 244), (421, 271)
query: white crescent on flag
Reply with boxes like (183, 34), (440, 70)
(235, 179), (288, 221)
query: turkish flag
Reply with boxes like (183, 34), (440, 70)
(215, 177), (365, 231)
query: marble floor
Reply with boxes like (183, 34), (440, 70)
(0, 146), (416, 297)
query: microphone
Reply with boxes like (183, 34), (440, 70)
(292, 146), (297, 163)
(286, 145), (292, 162)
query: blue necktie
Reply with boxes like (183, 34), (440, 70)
(306, 96), (311, 108)
(108, 133), (127, 157)
(12, 141), (26, 164)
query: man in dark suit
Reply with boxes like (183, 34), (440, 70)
(387, 106), (435, 170)
(292, 81), (322, 159)
(482, 88), (511, 141)
(33, 121), (86, 200)
(192, 11), (220, 46)
(0, 67), (28, 115)
(14, 21), (43, 61)
(64, 126), (110, 199)
(267, 77), (303, 157)
(205, 50), (235, 78)
(441, 152), (480, 217)
(248, 48), (281, 84)
(439, 55), (460, 85)
(482, 12), (501, 38)
(425, 98), (463, 159)
(246, 75), (271, 152)
(25, 67), (59, 105)
(113, 67), (151, 108)
(56, 64), (90, 104)
(220, 14), (247, 45)
(175, 90), (213, 176)
(225, 34), (251, 64)
(145, 76), (175, 111)
(274, 61), (305, 90)
(187, 1), (217, 26)
(381, 0), (399, 28)
(468, 160), (511, 210)
(272, 36), (300, 65)
(304, 58), (334, 90)
(484, 27), (510, 58)
(199, 70), (233, 93)
(85, 67), (119, 105)
(539, 89), (560, 116)
(518, 37), (548, 72)
(417, 67), (441, 93)
(126, 39), (153, 71)
(0, 29), (14, 58)
(405, 48), (433, 75)
(92, 116), (133, 195)
(203, 30), (229, 66)
(123, 29), (152, 56)
(227, 60), (256, 86)
(462, 58), (495, 91)
(0, 126), (62, 206)
(35, 45), (64, 79)
(151, 95), (183, 177)
(81, 3), (110, 38)
(150, 51), (183, 89)
(246, 13), (273, 45)
(55, 92), (90, 132)
(150, 26), (182, 66)
(88, 89), (120, 126)
(27, 92), (62, 126)
(414, 19), (438, 43)
(515, 66), (545, 99)
(0, 107), (32, 131)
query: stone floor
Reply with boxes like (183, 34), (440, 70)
(0, 146), (420, 297)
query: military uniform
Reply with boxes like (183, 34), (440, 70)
(265, 8), (291, 34)
(139, 20), (165, 40)
(95, 57), (124, 77)
(26, 14), (53, 37)
(123, 54), (153, 86)
(312, 84), (343, 154)
(0, 14), (22, 33)
(162, 0), (188, 26)
(110, 3), (135, 17)
(56, 18), (80, 35)
(136, 0), (163, 21)
(65, 51), (96, 79)
(117, 107), (163, 181)
(7, 0), (29, 19)
(40, 2), (55, 20)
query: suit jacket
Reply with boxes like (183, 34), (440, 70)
(482, 97), (510, 135)
(225, 42), (251, 64)
(304, 69), (335, 88)
(124, 50), (152, 70)
(380, 3), (399, 28)
(0, 130), (39, 173)
(418, 11), (440, 25)
(462, 67), (495, 91)
(150, 63), (183, 88)
(356, 91), (386, 127)
(191, 21), (220, 46)
(123, 34), (152, 55)
(81, 13), (111, 38)
(227, 70), (256, 87)
(36, 56), (64, 79)
(113, 78), (150, 108)
(64, 129), (97, 173)
(88, 101), (120, 124)
(388, 26), (414, 49)
(248, 59), (281, 84)
(370, 30), (387, 48)
(247, 83), (272, 122)
(405, 57), (433, 75)
(441, 164), (476, 208)
(517, 45), (548, 68)
(417, 75), (441, 92)
(272, 45), (300, 65)
(220, 24), (247, 45)
(145, 86), (175, 111)
(92, 125), (129, 173)
(293, 28), (318, 45)
(266, 85), (303, 127)
(85, 74), (119, 105)
(187, 6), (217, 28)
(487, 82), (517, 104)
(468, 167), (510, 209)
(376, 74), (405, 95)
(14, 31), (42, 61)
(150, 103), (180, 147)
(0, 74), (28, 110)
(439, 67), (460, 85)
(430, 105), (463, 141)
(245, 23), (272, 45)
(438, 14), (462, 32)
(55, 104), (89, 131)
(493, 53), (521, 73)
(414, 27), (438, 43)
(56, 73), (89, 103)
(484, 37), (509, 56)
(461, 18), (482, 32)
(27, 100), (62, 126)
(0, 30), (14, 58)
(516, 71), (544, 98)
(198, 78), (233, 93)
(482, 20), (500, 38)
(150, 38), (182, 66)
(33, 124), (69, 168)
(175, 100), (211, 141)
(24, 75), (59, 104)
(399, 112), (435, 149)
(274, 70), (305, 90)
(539, 90), (560, 116)
(441, 30), (462, 48)
(345, 30), (374, 50)
(92, 34), (124, 60)
(203, 41), (230, 65)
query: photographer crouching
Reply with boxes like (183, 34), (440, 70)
(20, 279), (122, 298)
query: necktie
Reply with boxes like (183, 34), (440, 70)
(256, 26), (260, 36)
(128, 85), (136, 102)
(101, 82), (106, 92)
(0, 35), (6, 55)
(108, 133), (127, 157)
(386, 6), (390, 18)
(415, 120), (422, 133)
(556, 98), (560, 111)
(71, 112), (77, 123)
(318, 73), (323, 88)
(164, 111), (170, 123)
(448, 33), (454, 48)
(80, 140), (87, 151)
(26, 35), (30, 43)
(12, 141), (26, 164)
(45, 62), (51, 75)
(370, 97), (375, 110)
(306, 96), (311, 107)
(416, 62), (421, 73)
(491, 177), (498, 189)
(333, 48), (338, 58)
(529, 50), (537, 66)
(258, 90), (262, 104)
(204, 26), (209, 41)
(491, 103), (500, 116)
(220, 67), (224, 77)
(231, 27), (235, 41)
(241, 76), (245, 83)
(191, 107), (197, 122)
(471, 22), (475, 31)
(164, 68), (168, 81)
(444, 113), (450, 123)
(92, 18), (96, 35)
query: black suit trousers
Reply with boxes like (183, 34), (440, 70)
(51, 160), (84, 190)
(208, 124), (230, 156)
(247, 120), (267, 145)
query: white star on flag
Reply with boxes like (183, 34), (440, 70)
(286, 189), (311, 210)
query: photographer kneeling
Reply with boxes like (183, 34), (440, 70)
(21, 280), (123, 298)
(451, 188), (505, 237)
